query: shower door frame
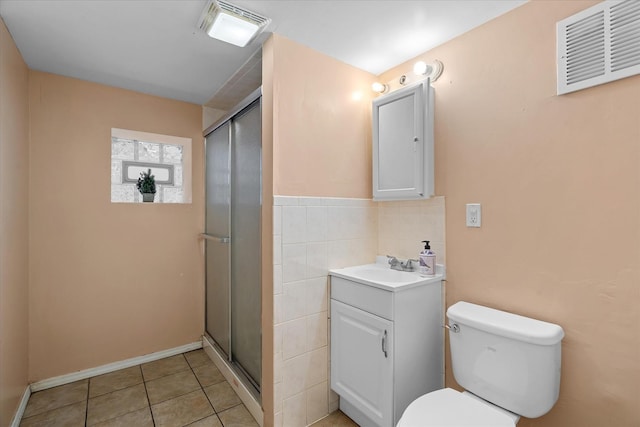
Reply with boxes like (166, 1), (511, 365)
(203, 87), (263, 400)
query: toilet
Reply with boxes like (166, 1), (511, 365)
(397, 301), (564, 427)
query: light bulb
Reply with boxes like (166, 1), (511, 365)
(371, 82), (388, 94)
(413, 61), (432, 76)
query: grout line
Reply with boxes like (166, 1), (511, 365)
(84, 380), (90, 426)
(141, 366), (156, 427)
(185, 350), (224, 425)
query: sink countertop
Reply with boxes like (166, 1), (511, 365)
(329, 256), (445, 292)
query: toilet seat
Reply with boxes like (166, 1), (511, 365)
(397, 388), (517, 427)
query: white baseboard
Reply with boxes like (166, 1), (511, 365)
(10, 386), (31, 427)
(202, 335), (263, 427)
(30, 341), (202, 392)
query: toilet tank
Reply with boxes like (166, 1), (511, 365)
(447, 301), (564, 419)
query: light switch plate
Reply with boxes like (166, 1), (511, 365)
(466, 203), (481, 227)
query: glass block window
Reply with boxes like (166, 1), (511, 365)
(111, 128), (192, 203)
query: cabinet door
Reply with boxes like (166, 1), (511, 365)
(372, 82), (425, 200)
(331, 300), (393, 427)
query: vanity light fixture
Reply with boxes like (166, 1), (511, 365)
(198, 0), (270, 47)
(413, 60), (444, 82)
(372, 82), (389, 94)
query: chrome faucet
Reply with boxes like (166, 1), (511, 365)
(387, 255), (401, 270)
(387, 256), (418, 272)
(400, 259), (418, 271)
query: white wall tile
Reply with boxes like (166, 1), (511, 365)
(283, 392), (307, 427)
(307, 206), (328, 242)
(305, 277), (328, 315)
(274, 352), (283, 384)
(306, 242), (328, 279)
(274, 196), (299, 206)
(298, 197), (326, 206)
(273, 206), (282, 236)
(283, 318), (307, 360)
(274, 264), (283, 295)
(274, 381), (283, 414)
(283, 354), (309, 398)
(274, 294), (283, 325)
(282, 281), (306, 322)
(274, 324), (283, 354)
(274, 235), (282, 266)
(282, 243), (307, 283)
(306, 381), (329, 425)
(306, 312), (328, 351)
(282, 206), (307, 244)
(307, 347), (328, 387)
(327, 207), (348, 241)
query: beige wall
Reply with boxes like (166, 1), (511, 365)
(0, 18), (30, 426)
(380, 1), (640, 426)
(270, 34), (376, 199)
(28, 71), (204, 382)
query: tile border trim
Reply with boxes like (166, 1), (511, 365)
(10, 386), (31, 427)
(29, 341), (202, 392)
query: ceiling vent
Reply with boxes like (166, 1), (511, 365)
(557, 0), (640, 95)
(198, 0), (270, 47)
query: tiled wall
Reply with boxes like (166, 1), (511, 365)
(272, 195), (445, 427)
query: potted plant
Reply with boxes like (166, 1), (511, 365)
(136, 168), (156, 202)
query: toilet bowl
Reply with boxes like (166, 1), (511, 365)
(397, 301), (564, 427)
(397, 388), (519, 427)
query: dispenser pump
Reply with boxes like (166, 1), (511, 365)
(419, 240), (436, 276)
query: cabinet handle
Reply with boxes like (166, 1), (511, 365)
(382, 330), (388, 358)
(413, 136), (418, 152)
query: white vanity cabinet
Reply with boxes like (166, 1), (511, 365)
(372, 80), (434, 201)
(329, 264), (444, 427)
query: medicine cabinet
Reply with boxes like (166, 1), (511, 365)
(372, 80), (434, 201)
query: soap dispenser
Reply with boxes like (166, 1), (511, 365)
(419, 240), (436, 276)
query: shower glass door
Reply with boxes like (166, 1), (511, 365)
(205, 95), (262, 395)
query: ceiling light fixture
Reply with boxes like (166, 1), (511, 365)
(198, 0), (270, 47)
(413, 60), (444, 82)
(372, 82), (389, 94)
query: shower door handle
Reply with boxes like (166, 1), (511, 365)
(200, 233), (230, 243)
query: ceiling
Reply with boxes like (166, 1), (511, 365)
(0, 0), (526, 106)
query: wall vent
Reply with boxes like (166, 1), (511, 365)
(557, 0), (640, 95)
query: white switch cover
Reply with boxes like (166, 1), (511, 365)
(466, 203), (481, 227)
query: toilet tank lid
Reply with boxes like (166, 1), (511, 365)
(447, 301), (564, 345)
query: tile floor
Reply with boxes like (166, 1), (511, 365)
(20, 350), (258, 427)
(19, 349), (358, 427)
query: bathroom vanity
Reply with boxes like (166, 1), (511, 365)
(329, 259), (444, 427)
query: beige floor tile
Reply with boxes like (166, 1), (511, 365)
(184, 349), (214, 368)
(23, 380), (88, 418)
(146, 369), (201, 404)
(89, 366), (143, 398)
(20, 401), (86, 427)
(193, 363), (225, 387)
(217, 404), (258, 427)
(86, 383), (149, 425)
(151, 389), (215, 427)
(203, 381), (242, 413)
(309, 410), (359, 426)
(92, 407), (153, 427)
(186, 415), (224, 426)
(141, 354), (190, 381)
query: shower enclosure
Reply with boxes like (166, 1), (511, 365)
(203, 89), (262, 398)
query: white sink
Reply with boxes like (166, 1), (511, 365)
(329, 256), (445, 291)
